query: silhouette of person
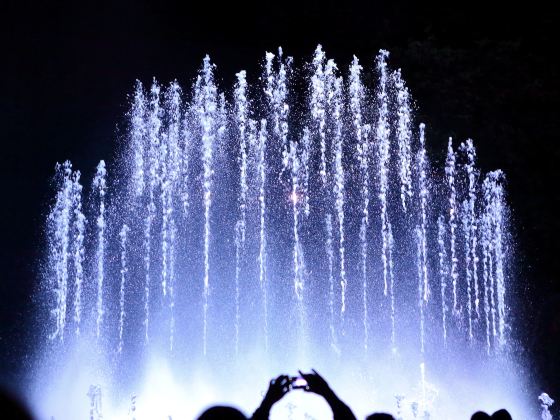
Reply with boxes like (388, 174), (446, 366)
(471, 411), (492, 420)
(298, 369), (356, 420)
(491, 409), (513, 419)
(0, 389), (33, 420)
(197, 405), (247, 419)
(366, 413), (395, 420)
(251, 374), (291, 420)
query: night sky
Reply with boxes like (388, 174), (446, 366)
(2, 0), (559, 404)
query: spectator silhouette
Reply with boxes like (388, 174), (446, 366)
(471, 411), (492, 419)
(0, 389), (33, 420)
(491, 409), (513, 419)
(471, 409), (512, 420)
(197, 405), (247, 419)
(251, 374), (291, 420)
(366, 413), (395, 420)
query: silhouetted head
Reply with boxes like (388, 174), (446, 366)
(471, 411), (492, 420)
(0, 390), (33, 420)
(366, 413), (395, 420)
(491, 409), (513, 420)
(197, 405), (247, 420)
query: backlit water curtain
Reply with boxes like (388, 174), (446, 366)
(37, 47), (542, 419)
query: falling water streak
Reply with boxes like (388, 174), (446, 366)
(160, 123), (169, 298)
(166, 82), (182, 351)
(393, 69), (413, 212)
(196, 56), (218, 356)
(265, 48), (291, 173)
(131, 81), (146, 197)
(143, 82), (162, 344)
(332, 76), (347, 333)
(481, 211), (492, 353)
(494, 186), (507, 348)
(376, 50), (392, 297)
(118, 224), (130, 354)
(484, 171), (507, 347)
(311, 49), (340, 325)
(388, 224), (396, 349)
(461, 200), (474, 341)
(325, 215), (337, 352)
(418, 124), (429, 303)
(234, 70), (249, 356)
(72, 172), (85, 336)
(169, 222), (177, 351)
(301, 129), (311, 217)
(311, 45), (328, 186)
(180, 115), (191, 216)
(350, 56), (370, 350)
(416, 227), (425, 355)
(290, 140), (305, 341)
(93, 160), (107, 342)
(489, 235), (497, 341)
(257, 119), (269, 350)
(143, 205), (152, 345)
(48, 162), (73, 341)
(445, 138), (459, 313)
(462, 139), (480, 321)
(437, 216), (448, 346)
(416, 123), (429, 355)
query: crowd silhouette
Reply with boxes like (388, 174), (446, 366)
(0, 370), (515, 419)
(195, 369), (514, 420)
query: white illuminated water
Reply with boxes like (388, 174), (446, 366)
(35, 47), (543, 419)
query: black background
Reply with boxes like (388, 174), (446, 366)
(1, 0), (559, 408)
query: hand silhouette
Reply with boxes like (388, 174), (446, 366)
(298, 369), (331, 397)
(262, 375), (291, 406)
(297, 369), (356, 420)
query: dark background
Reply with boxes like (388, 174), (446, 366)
(1, 0), (559, 409)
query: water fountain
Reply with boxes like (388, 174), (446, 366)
(34, 46), (538, 419)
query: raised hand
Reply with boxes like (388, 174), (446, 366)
(251, 375), (291, 420)
(298, 369), (331, 397)
(263, 375), (291, 406)
(297, 369), (357, 420)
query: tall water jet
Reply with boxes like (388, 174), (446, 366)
(289, 138), (305, 343)
(118, 224), (130, 354)
(165, 81), (182, 351)
(332, 73), (347, 339)
(264, 48), (291, 173)
(460, 139), (479, 341)
(47, 161), (73, 341)
(195, 56), (219, 356)
(131, 81), (146, 198)
(349, 56), (371, 351)
(71, 171), (86, 336)
(257, 119), (269, 350)
(482, 170), (508, 348)
(481, 202), (493, 353)
(310, 47), (342, 326)
(93, 160), (107, 342)
(445, 138), (459, 314)
(234, 70), (249, 356)
(416, 123), (429, 354)
(393, 69), (413, 212)
(143, 81), (161, 344)
(437, 216), (448, 346)
(376, 50), (393, 298)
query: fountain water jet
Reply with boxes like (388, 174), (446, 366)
(35, 46), (535, 419)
